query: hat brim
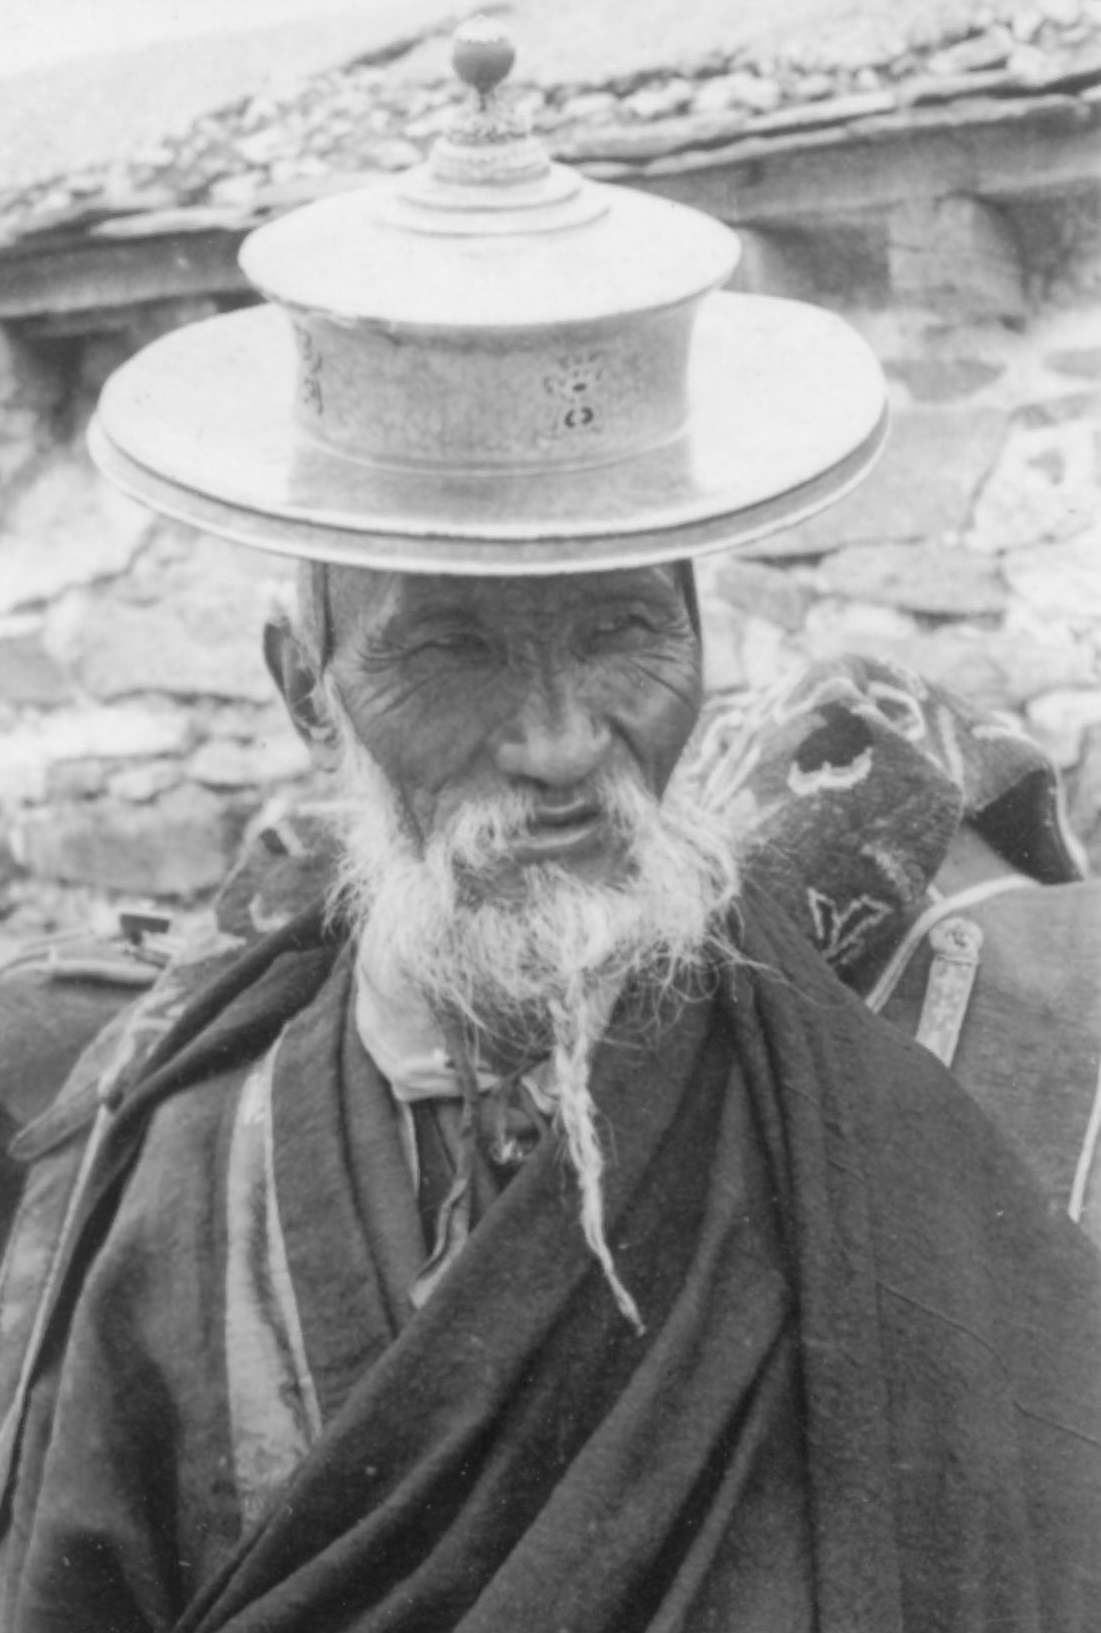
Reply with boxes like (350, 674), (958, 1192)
(92, 294), (888, 575)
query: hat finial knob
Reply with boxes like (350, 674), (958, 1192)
(416, 13), (544, 185)
(451, 15), (516, 102)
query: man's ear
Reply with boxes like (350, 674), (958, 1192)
(263, 617), (342, 772)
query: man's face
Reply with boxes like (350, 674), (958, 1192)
(322, 565), (702, 888)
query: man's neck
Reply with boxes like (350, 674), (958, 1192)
(354, 935), (551, 1083)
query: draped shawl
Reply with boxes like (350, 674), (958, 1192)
(4, 897), (1101, 1633)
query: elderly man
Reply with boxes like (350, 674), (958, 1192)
(2, 22), (1101, 1633)
(2, 549), (1100, 1633)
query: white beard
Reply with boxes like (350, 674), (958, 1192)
(322, 692), (741, 1329)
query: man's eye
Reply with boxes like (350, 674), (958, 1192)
(583, 615), (653, 646)
(417, 634), (493, 661)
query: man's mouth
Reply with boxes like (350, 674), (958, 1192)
(509, 801), (606, 864)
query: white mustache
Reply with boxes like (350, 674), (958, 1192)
(426, 769), (657, 879)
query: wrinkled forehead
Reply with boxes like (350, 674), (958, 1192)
(314, 561), (697, 655)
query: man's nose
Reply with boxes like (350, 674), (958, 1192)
(493, 682), (612, 789)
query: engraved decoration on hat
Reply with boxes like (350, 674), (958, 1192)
(238, 15), (740, 472)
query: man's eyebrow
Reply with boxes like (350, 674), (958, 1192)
(581, 584), (685, 615)
(369, 605), (486, 643)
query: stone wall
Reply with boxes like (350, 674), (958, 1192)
(0, 306), (305, 953)
(1, 290), (1099, 954)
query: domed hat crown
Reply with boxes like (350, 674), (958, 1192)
(90, 16), (888, 574)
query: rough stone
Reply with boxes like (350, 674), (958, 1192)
(136, 528), (293, 600)
(78, 332), (134, 398)
(799, 599), (921, 661)
(202, 702), (292, 741)
(699, 596), (806, 694)
(121, 300), (224, 358)
(107, 761), (184, 803)
(104, 527), (191, 607)
(14, 786), (231, 899)
(1039, 0), (1082, 22)
(749, 409), (1007, 558)
(1016, 391), (1100, 428)
(1006, 41), (1050, 76)
(693, 70), (780, 114)
(728, 230), (817, 301)
(967, 421), (1097, 552)
(557, 91), (617, 122)
(1045, 346), (1101, 379)
(1004, 531), (1101, 626)
(74, 600), (276, 704)
(38, 591), (94, 677)
(45, 760), (109, 802)
(865, 623), (1093, 710)
(698, 599), (748, 693)
(0, 405), (49, 488)
(1068, 724), (1101, 867)
(0, 626), (72, 706)
(984, 622), (1095, 702)
(0, 706), (192, 806)
(1027, 448), (1065, 483)
(791, 72), (835, 101)
(887, 197), (1026, 321)
(704, 558), (816, 632)
(188, 735), (311, 789)
(1012, 7), (1045, 41)
(369, 138), (422, 172)
(625, 79), (693, 120)
(1026, 689), (1101, 768)
(0, 452), (153, 614)
(739, 617), (802, 692)
(927, 27), (1013, 74)
(883, 358), (1004, 403)
(691, 75), (749, 115)
(0, 327), (61, 412)
(0, 328), (62, 486)
(883, 630), (1017, 711)
(67, 531), (293, 702)
(207, 174), (261, 208)
(818, 542), (1007, 617)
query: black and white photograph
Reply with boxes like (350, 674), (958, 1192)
(0, 0), (1099, 1627)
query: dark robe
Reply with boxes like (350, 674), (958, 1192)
(0, 969), (144, 1243)
(3, 898), (1101, 1633)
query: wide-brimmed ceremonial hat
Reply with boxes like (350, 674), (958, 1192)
(90, 17), (888, 575)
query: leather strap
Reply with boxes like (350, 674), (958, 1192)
(864, 876), (1039, 1015)
(913, 917), (984, 1069)
(1069, 1062), (1101, 1228)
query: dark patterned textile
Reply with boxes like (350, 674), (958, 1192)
(691, 655), (1084, 988)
